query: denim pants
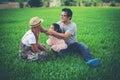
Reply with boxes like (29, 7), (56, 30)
(57, 42), (92, 61)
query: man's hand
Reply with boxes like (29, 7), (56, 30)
(46, 29), (55, 35)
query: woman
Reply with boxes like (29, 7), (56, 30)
(19, 16), (48, 61)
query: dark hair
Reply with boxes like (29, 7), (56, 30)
(62, 8), (73, 20)
(52, 23), (62, 33)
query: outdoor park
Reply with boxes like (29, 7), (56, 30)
(0, 0), (120, 80)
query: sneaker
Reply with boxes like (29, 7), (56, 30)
(86, 58), (100, 67)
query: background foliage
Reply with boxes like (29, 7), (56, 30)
(0, 0), (120, 6)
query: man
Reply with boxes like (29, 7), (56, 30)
(48, 8), (100, 67)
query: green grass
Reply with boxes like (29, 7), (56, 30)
(0, 7), (120, 80)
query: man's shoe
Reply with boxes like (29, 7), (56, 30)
(86, 58), (100, 67)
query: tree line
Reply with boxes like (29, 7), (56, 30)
(0, 0), (120, 7)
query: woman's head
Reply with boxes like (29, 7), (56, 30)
(51, 23), (62, 33)
(29, 16), (44, 29)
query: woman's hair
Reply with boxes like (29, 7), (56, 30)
(52, 23), (62, 33)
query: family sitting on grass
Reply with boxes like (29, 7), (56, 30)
(19, 8), (100, 67)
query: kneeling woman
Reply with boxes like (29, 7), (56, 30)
(19, 16), (48, 61)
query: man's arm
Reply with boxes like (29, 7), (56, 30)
(48, 29), (71, 39)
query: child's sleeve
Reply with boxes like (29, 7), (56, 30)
(46, 36), (53, 46)
(61, 40), (67, 49)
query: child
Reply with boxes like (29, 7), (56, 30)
(46, 23), (67, 52)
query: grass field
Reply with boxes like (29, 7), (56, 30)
(0, 7), (120, 80)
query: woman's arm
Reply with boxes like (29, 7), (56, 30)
(31, 44), (42, 54)
(38, 44), (48, 54)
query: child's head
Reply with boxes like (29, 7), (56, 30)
(51, 23), (62, 33)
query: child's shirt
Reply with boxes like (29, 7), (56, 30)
(46, 36), (67, 52)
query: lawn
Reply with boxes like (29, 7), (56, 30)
(0, 7), (120, 80)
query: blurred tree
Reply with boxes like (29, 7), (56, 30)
(43, 0), (50, 7)
(75, 0), (82, 6)
(64, 0), (76, 6)
(9, 0), (16, 1)
(102, 0), (110, 3)
(28, 0), (43, 7)
(75, 0), (105, 6)
(18, 0), (24, 8)
(0, 0), (8, 3)
(115, 0), (120, 2)
(61, 0), (66, 6)
(90, 0), (102, 6)
(43, 0), (50, 2)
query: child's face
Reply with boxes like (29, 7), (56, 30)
(50, 25), (55, 31)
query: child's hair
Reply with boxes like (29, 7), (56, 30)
(52, 23), (62, 33)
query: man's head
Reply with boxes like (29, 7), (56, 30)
(61, 8), (73, 20)
(29, 16), (43, 29)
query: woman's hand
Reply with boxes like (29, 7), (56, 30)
(38, 44), (49, 54)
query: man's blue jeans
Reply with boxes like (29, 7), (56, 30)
(57, 42), (92, 61)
